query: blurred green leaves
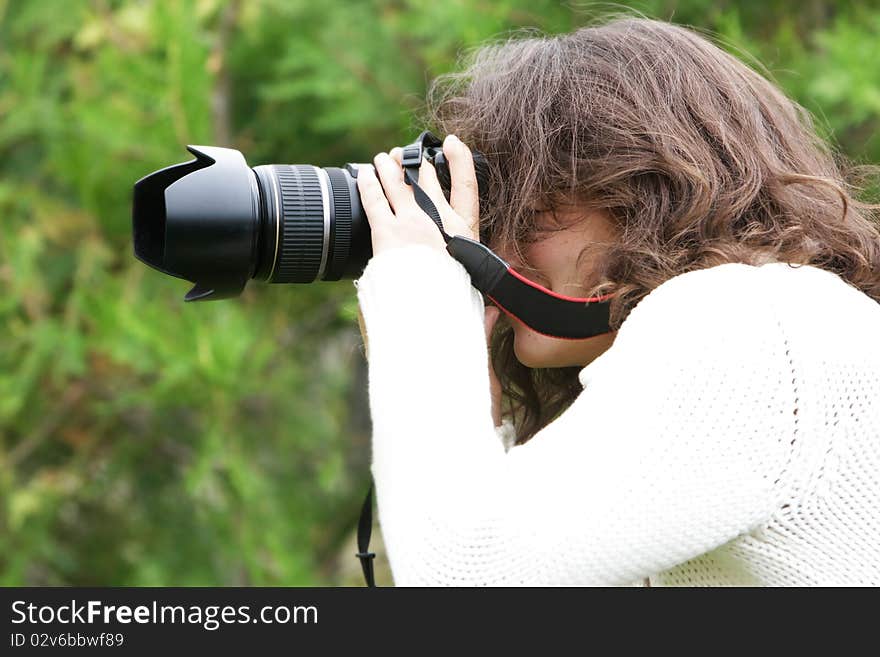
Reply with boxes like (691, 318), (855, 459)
(0, 0), (877, 585)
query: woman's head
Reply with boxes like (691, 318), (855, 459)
(424, 16), (880, 442)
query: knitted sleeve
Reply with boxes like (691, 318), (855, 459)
(355, 245), (797, 585)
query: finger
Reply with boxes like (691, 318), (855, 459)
(416, 157), (447, 202)
(390, 146), (460, 231)
(443, 134), (480, 236)
(389, 146), (450, 211)
(372, 151), (415, 215)
(356, 165), (395, 231)
(418, 158), (459, 220)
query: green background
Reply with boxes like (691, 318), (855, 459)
(2, 0), (878, 585)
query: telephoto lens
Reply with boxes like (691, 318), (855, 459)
(131, 132), (488, 301)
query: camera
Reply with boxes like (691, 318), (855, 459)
(132, 131), (488, 301)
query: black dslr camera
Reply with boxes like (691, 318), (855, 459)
(132, 131), (489, 301)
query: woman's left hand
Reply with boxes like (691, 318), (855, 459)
(356, 134), (480, 256)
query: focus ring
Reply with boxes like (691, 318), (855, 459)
(273, 165), (324, 283)
(326, 167), (352, 280)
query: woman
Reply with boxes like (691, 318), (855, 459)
(354, 17), (880, 585)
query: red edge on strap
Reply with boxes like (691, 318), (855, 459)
(505, 267), (615, 303)
(486, 294), (614, 342)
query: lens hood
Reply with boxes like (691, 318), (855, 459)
(133, 145), (260, 300)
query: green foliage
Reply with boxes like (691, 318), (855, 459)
(1, 0), (877, 585)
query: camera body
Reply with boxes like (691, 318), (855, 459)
(132, 132), (488, 301)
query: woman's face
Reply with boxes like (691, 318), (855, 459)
(496, 207), (619, 369)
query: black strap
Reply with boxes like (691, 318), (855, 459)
(404, 166), (450, 242)
(356, 483), (376, 587)
(444, 236), (613, 339)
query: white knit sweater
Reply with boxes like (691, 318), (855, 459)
(355, 245), (880, 586)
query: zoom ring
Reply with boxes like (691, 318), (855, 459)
(325, 167), (352, 280)
(273, 165), (325, 283)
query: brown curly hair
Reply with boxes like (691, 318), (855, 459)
(421, 17), (880, 444)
